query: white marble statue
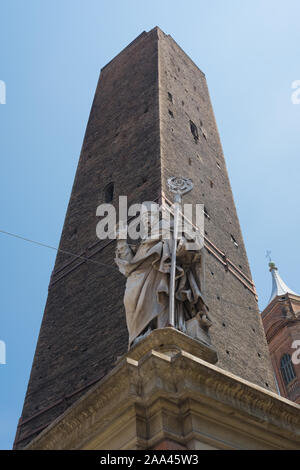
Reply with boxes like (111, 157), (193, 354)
(115, 208), (211, 348)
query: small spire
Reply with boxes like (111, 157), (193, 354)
(268, 261), (299, 304)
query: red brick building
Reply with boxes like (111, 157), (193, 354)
(262, 262), (300, 404)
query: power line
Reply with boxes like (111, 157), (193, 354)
(0, 229), (118, 272)
(0, 227), (262, 313)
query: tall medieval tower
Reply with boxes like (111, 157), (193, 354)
(14, 28), (299, 450)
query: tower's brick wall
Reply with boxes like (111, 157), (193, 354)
(15, 27), (276, 449)
(157, 29), (275, 389)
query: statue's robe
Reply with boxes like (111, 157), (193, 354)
(115, 227), (206, 348)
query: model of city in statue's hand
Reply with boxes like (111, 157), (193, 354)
(115, 177), (212, 349)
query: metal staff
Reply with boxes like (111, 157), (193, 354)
(167, 177), (193, 328)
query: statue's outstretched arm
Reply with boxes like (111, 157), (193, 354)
(115, 223), (133, 265)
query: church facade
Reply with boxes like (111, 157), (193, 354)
(262, 262), (300, 404)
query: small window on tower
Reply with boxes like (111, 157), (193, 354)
(104, 182), (114, 203)
(280, 353), (296, 385)
(204, 206), (210, 219)
(231, 234), (239, 247)
(190, 120), (199, 142)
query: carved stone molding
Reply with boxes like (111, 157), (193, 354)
(25, 329), (300, 450)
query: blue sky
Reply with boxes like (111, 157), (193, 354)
(0, 0), (299, 450)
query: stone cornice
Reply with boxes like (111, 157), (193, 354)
(25, 329), (300, 450)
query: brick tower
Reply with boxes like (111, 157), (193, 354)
(15, 27), (283, 449)
(262, 262), (300, 404)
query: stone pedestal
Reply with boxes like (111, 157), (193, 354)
(25, 328), (300, 450)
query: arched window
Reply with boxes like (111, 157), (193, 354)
(104, 182), (114, 203)
(280, 353), (296, 385)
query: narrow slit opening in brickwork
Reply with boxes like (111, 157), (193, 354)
(216, 161), (221, 169)
(210, 180), (214, 188)
(104, 182), (114, 203)
(204, 206), (210, 219)
(70, 227), (77, 240)
(144, 107), (149, 113)
(231, 234), (239, 247)
(168, 92), (173, 103)
(190, 120), (199, 142)
(168, 109), (174, 118)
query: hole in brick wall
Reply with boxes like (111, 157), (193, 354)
(168, 109), (174, 118)
(216, 161), (221, 169)
(217, 296), (220, 300)
(144, 107), (149, 113)
(222, 322), (226, 327)
(190, 120), (199, 142)
(104, 182), (114, 203)
(210, 180), (214, 188)
(204, 206), (210, 219)
(211, 271), (214, 276)
(257, 352), (261, 358)
(70, 227), (77, 240)
(226, 350), (230, 355)
(231, 234), (239, 247)
(168, 92), (173, 103)
(252, 327), (256, 332)
(182, 100), (184, 106)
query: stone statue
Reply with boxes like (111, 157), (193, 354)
(115, 202), (211, 348)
